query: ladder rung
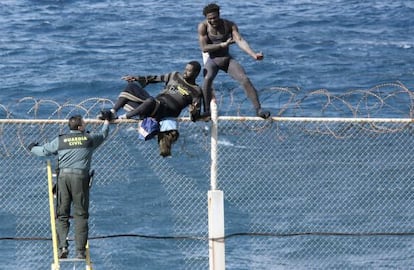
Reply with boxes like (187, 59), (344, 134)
(59, 258), (86, 263)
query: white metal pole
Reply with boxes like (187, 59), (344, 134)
(208, 99), (225, 270)
(208, 190), (225, 270)
(210, 99), (218, 190)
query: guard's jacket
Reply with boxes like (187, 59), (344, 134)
(31, 124), (109, 171)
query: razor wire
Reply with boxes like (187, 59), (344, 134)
(1, 81), (414, 121)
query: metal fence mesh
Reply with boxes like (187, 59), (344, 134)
(1, 118), (211, 270)
(218, 119), (414, 269)
(1, 87), (414, 269)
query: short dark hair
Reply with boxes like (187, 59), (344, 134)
(203, 3), (220, 16)
(68, 115), (83, 130)
(188, 61), (201, 76)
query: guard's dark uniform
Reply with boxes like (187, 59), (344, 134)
(31, 122), (109, 257)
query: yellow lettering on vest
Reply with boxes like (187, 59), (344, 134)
(177, 85), (189, 96)
(64, 136), (88, 145)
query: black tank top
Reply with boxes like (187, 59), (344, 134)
(157, 72), (200, 116)
(207, 19), (232, 58)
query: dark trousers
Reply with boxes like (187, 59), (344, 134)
(56, 171), (90, 253)
(203, 56), (261, 112)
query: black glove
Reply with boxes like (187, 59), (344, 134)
(28, 142), (39, 151)
(99, 110), (117, 121)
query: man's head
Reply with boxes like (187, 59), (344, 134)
(183, 61), (201, 82)
(203, 3), (220, 17)
(203, 3), (221, 28)
(68, 115), (86, 131)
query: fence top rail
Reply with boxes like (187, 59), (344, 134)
(218, 116), (414, 123)
(0, 117), (413, 124)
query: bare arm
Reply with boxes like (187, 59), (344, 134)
(231, 23), (264, 60)
(121, 74), (172, 87)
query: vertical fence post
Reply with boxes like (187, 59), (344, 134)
(208, 99), (225, 270)
(210, 99), (218, 191)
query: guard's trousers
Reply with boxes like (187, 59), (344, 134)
(56, 171), (90, 253)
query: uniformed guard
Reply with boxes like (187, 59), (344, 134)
(29, 115), (110, 259)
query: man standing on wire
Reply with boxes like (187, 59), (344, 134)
(198, 3), (271, 119)
(99, 60), (205, 157)
(28, 115), (110, 259)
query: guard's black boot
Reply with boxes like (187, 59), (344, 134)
(58, 247), (69, 259)
(76, 250), (86, 260)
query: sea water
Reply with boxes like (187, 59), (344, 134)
(1, 0), (413, 269)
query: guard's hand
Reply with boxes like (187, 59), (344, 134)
(100, 110), (116, 121)
(28, 142), (39, 151)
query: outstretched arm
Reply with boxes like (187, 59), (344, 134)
(121, 74), (172, 87)
(30, 137), (59, 157)
(231, 23), (264, 61)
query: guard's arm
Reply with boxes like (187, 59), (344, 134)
(30, 137), (59, 157)
(101, 120), (110, 138)
(89, 120), (110, 149)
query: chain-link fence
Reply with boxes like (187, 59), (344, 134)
(1, 86), (414, 269)
(2, 117), (414, 269)
(218, 117), (414, 269)
(0, 117), (211, 270)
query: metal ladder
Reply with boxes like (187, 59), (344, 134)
(47, 160), (94, 270)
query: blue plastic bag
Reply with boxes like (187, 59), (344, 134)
(138, 117), (160, 141)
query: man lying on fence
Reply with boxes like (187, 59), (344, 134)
(98, 60), (206, 157)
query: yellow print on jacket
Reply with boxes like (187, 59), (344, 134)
(64, 136), (88, 146)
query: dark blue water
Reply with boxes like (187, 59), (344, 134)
(1, 1), (414, 269)
(1, 1), (413, 116)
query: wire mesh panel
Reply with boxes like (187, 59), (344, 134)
(0, 119), (211, 270)
(219, 118), (414, 269)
